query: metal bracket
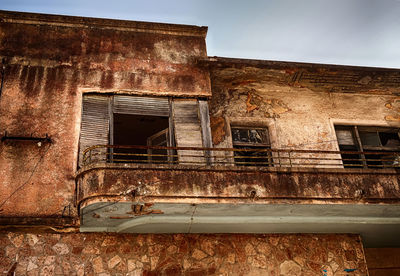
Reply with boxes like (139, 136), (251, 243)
(1, 131), (52, 143)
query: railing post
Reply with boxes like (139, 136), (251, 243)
(205, 149), (212, 166)
(277, 150), (281, 167)
(288, 151), (292, 167)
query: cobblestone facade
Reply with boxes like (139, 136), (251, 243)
(0, 232), (367, 275)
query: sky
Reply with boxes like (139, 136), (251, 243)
(1, 0), (400, 68)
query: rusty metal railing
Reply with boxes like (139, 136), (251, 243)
(81, 145), (400, 170)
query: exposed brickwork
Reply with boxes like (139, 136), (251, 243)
(0, 232), (367, 275)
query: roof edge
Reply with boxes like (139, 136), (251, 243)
(0, 10), (208, 37)
(202, 56), (400, 72)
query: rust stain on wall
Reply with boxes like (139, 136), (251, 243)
(220, 90), (290, 118)
(0, 14), (210, 97)
(385, 115), (400, 121)
(246, 93), (259, 112)
(385, 97), (400, 121)
(77, 167), (400, 206)
(0, 11), (210, 217)
(210, 116), (227, 145)
(126, 203), (164, 216)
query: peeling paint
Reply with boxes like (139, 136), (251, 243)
(220, 90), (290, 118)
(126, 203), (164, 216)
(210, 116), (227, 145)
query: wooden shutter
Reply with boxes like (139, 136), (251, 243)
(199, 100), (213, 164)
(79, 95), (110, 166)
(113, 95), (169, 116)
(336, 129), (355, 145)
(172, 99), (204, 165)
(199, 100), (213, 149)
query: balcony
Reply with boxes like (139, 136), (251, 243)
(76, 145), (400, 247)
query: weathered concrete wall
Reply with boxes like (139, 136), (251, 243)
(1, 11), (210, 97)
(209, 63), (400, 151)
(2, 11), (400, 233)
(77, 166), (400, 206)
(0, 232), (368, 275)
(0, 11), (209, 217)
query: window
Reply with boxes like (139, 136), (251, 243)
(79, 95), (175, 165)
(79, 94), (212, 166)
(335, 125), (400, 168)
(231, 127), (272, 166)
(111, 95), (174, 163)
(112, 113), (173, 163)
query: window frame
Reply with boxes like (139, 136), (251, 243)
(79, 94), (175, 166)
(335, 125), (400, 169)
(110, 97), (175, 164)
(79, 94), (213, 167)
(230, 126), (272, 167)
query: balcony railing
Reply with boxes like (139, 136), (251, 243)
(81, 145), (400, 170)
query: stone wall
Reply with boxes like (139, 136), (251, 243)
(0, 232), (367, 275)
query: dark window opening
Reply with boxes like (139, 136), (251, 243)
(231, 127), (272, 166)
(78, 95), (181, 167)
(113, 114), (172, 163)
(335, 125), (400, 169)
(380, 132), (400, 147)
(335, 127), (363, 168)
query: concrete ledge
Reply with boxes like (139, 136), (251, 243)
(76, 165), (400, 208)
(80, 202), (400, 247)
(0, 10), (208, 37)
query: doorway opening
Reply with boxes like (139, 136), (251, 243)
(112, 113), (173, 163)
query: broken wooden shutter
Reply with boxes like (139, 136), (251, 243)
(79, 95), (110, 166)
(199, 100), (213, 148)
(199, 100), (213, 164)
(336, 129), (355, 146)
(113, 95), (169, 116)
(172, 99), (205, 165)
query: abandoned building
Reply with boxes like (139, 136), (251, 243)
(1, 9), (400, 275)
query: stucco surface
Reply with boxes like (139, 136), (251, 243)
(0, 11), (209, 217)
(209, 65), (400, 150)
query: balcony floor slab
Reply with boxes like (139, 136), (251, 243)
(81, 202), (400, 247)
